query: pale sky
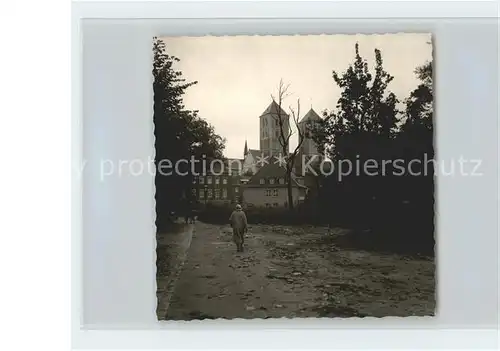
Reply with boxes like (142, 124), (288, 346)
(160, 34), (432, 159)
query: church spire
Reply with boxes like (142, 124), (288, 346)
(244, 139), (248, 157)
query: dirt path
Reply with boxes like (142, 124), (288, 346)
(164, 222), (435, 320)
(156, 223), (194, 319)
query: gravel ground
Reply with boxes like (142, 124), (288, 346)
(160, 222), (435, 320)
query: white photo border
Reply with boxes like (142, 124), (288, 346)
(72, 1), (499, 349)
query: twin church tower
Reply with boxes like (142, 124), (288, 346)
(243, 100), (322, 161)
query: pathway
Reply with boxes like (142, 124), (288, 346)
(164, 222), (435, 319)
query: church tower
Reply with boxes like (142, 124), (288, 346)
(259, 100), (290, 157)
(298, 108), (322, 157)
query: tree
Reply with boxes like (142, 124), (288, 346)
(272, 80), (306, 211)
(402, 61), (433, 132)
(395, 59), (434, 242)
(369, 57), (435, 254)
(315, 43), (399, 157)
(153, 37), (225, 229)
(398, 59), (434, 187)
(308, 42), (434, 254)
(311, 43), (400, 228)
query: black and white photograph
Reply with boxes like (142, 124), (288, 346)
(154, 33), (436, 320)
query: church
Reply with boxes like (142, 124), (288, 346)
(241, 100), (323, 174)
(238, 100), (323, 209)
(189, 100), (324, 209)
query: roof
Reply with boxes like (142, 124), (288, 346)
(247, 149), (262, 159)
(294, 155), (334, 175)
(260, 100), (288, 117)
(200, 158), (244, 175)
(244, 163), (307, 188)
(299, 108), (322, 124)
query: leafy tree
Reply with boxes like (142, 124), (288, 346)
(153, 37), (225, 230)
(397, 59), (434, 189)
(315, 44), (399, 156)
(309, 42), (435, 254)
(395, 60), (435, 244)
(402, 61), (433, 132)
(367, 49), (399, 137)
(311, 43), (401, 229)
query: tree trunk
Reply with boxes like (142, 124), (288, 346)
(286, 169), (294, 211)
(315, 174), (321, 195)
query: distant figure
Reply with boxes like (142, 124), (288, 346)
(229, 204), (248, 252)
(184, 211), (194, 224)
(182, 201), (188, 224)
(190, 209), (198, 223)
(184, 204), (196, 224)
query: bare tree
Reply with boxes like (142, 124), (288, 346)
(271, 79), (306, 211)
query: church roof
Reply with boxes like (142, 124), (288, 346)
(299, 108), (322, 123)
(260, 100), (288, 117)
(247, 149), (262, 159)
(244, 163), (307, 189)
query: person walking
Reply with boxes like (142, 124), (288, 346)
(229, 204), (248, 252)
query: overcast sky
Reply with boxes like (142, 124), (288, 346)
(160, 33), (432, 159)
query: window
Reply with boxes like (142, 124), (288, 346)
(214, 189), (220, 199)
(273, 203), (278, 207)
(265, 189), (271, 197)
(199, 191), (204, 199)
(191, 189), (196, 197)
(234, 187), (239, 193)
(273, 189), (278, 197)
(199, 177), (205, 184)
(269, 178), (275, 185)
(192, 177), (197, 184)
(265, 203), (271, 208)
(275, 130), (279, 138)
(222, 177), (227, 185)
(279, 178), (285, 184)
(222, 188), (227, 199)
(215, 177), (220, 185)
(207, 189), (213, 199)
(207, 177), (212, 184)
(260, 179), (265, 185)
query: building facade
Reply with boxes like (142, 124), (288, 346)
(241, 163), (308, 209)
(190, 158), (243, 207)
